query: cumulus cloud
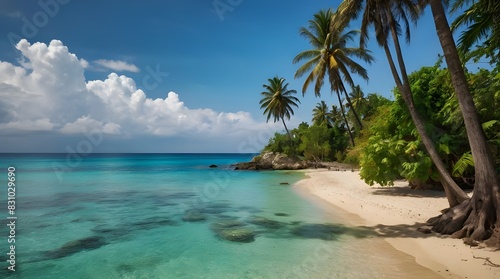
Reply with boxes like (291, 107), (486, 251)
(0, 39), (280, 152)
(94, 59), (140, 73)
(0, 118), (54, 131)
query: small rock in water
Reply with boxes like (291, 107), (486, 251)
(279, 182), (290, 185)
(209, 164), (218, 168)
(182, 210), (207, 222)
(217, 228), (256, 243)
(274, 213), (289, 217)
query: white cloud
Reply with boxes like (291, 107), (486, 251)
(94, 59), (140, 73)
(80, 59), (89, 69)
(0, 118), (54, 131)
(0, 39), (281, 152)
(60, 116), (121, 135)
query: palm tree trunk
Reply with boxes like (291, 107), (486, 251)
(383, 8), (469, 207)
(428, 0), (500, 243)
(336, 91), (355, 146)
(281, 117), (293, 144)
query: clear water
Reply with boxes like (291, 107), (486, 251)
(0, 154), (438, 279)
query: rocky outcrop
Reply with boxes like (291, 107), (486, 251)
(233, 152), (311, 170)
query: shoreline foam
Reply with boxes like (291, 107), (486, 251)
(294, 169), (500, 279)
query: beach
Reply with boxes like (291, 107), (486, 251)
(294, 169), (500, 279)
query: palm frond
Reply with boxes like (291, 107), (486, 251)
(452, 152), (474, 177)
(482, 119), (499, 132)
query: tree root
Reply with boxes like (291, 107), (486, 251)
(473, 256), (500, 267)
(428, 198), (499, 247)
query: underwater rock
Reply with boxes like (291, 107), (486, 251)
(248, 216), (283, 229)
(290, 223), (346, 240)
(182, 210), (207, 222)
(209, 164), (218, 168)
(45, 236), (107, 259)
(210, 219), (256, 243)
(279, 182), (290, 185)
(216, 228), (256, 243)
(133, 217), (177, 228)
(274, 213), (289, 217)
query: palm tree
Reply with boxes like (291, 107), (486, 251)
(312, 100), (333, 127)
(347, 85), (367, 130)
(348, 85), (367, 116)
(338, 0), (469, 207)
(424, 0), (500, 243)
(330, 104), (345, 129)
(450, 0), (500, 60)
(293, 8), (373, 146)
(259, 77), (300, 143)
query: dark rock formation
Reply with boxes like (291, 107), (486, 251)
(248, 216), (284, 229)
(234, 152), (311, 170)
(216, 228), (256, 243)
(274, 213), (290, 217)
(209, 164), (218, 168)
(210, 220), (256, 243)
(45, 236), (107, 260)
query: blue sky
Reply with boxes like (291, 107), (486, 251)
(0, 0), (464, 152)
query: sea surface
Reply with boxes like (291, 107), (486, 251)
(0, 153), (437, 279)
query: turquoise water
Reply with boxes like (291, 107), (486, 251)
(0, 154), (434, 278)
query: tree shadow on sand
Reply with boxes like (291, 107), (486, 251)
(288, 221), (443, 241)
(370, 187), (451, 199)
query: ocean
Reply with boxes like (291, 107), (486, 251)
(0, 153), (435, 279)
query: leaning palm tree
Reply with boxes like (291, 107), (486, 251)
(259, 77), (300, 143)
(293, 8), (373, 146)
(312, 100), (332, 127)
(338, 0), (469, 207)
(423, 0), (500, 243)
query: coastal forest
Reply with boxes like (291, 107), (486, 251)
(258, 1), (500, 246)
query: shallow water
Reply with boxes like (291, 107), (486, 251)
(0, 154), (439, 278)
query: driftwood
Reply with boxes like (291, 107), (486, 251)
(473, 256), (500, 267)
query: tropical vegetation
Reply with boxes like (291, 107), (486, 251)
(258, 0), (500, 246)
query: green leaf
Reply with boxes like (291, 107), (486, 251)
(482, 120), (499, 132)
(439, 143), (451, 155)
(452, 152), (474, 177)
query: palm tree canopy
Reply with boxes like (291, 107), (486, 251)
(338, 0), (421, 48)
(259, 77), (300, 123)
(293, 8), (374, 97)
(348, 85), (367, 113)
(450, 0), (500, 58)
(312, 100), (332, 126)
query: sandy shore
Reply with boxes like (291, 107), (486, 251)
(294, 169), (500, 279)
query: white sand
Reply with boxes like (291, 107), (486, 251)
(294, 169), (500, 279)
